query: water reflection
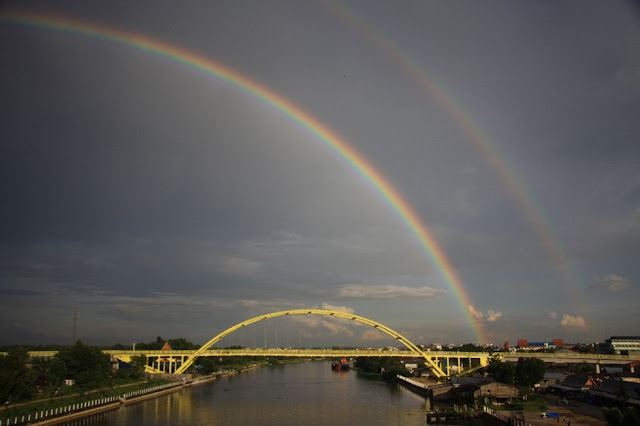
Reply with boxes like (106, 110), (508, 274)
(66, 361), (426, 425)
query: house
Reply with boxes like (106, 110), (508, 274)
(550, 374), (596, 399)
(538, 372), (565, 390)
(475, 381), (519, 404)
(589, 379), (640, 407)
(63, 379), (75, 386)
(401, 359), (421, 376)
(449, 377), (493, 401)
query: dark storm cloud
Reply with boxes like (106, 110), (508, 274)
(0, 0), (639, 345)
(0, 288), (41, 296)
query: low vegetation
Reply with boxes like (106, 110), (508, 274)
(602, 406), (640, 425)
(354, 357), (409, 381)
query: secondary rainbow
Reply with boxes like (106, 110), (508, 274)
(327, 1), (585, 309)
(1, 10), (488, 343)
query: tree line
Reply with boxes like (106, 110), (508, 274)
(1, 341), (126, 404)
(354, 357), (410, 381)
(486, 357), (547, 388)
(0, 339), (159, 404)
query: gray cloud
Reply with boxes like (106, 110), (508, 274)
(592, 274), (631, 293)
(338, 285), (445, 299)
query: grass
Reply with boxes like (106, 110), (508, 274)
(493, 394), (548, 412)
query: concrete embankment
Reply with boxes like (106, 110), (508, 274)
(29, 383), (185, 426)
(28, 370), (241, 425)
(34, 385), (185, 426)
(396, 375), (432, 397)
(5, 363), (270, 425)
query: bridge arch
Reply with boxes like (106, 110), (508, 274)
(175, 309), (446, 376)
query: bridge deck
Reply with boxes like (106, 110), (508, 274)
(20, 349), (637, 364)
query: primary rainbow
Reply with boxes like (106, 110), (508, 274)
(327, 1), (585, 309)
(1, 10), (489, 343)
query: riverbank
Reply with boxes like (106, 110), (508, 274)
(0, 380), (148, 414)
(396, 375), (607, 426)
(29, 373), (242, 426)
(33, 383), (185, 426)
(15, 364), (268, 425)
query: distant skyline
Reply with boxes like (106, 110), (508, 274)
(1, 1), (639, 346)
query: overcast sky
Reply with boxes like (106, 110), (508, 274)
(1, 1), (639, 347)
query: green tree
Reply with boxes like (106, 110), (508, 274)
(603, 406), (623, 425)
(381, 364), (410, 381)
(457, 343), (485, 352)
(130, 355), (147, 376)
(135, 336), (199, 350)
(487, 358), (515, 385)
(515, 357), (546, 387)
(0, 347), (35, 403)
(116, 355), (147, 379)
(56, 341), (111, 389)
(621, 406), (640, 426)
(355, 357), (386, 374)
(196, 357), (217, 375)
(48, 357), (68, 388)
(31, 357), (66, 394)
(167, 338), (199, 350)
(571, 361), (595, 374)
(354, 357), (408, 381)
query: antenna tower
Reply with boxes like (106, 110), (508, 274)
(72, 307), (78, 344)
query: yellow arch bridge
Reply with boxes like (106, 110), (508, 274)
(20, 310), (639, 377)
(111, 309), (488, 378)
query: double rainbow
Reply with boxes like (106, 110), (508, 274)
(1, 10), (488, 343)
(327, 1), (583, 308)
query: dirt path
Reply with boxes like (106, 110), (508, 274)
(520, 395), (606, 426)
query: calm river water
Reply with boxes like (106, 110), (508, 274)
(68, 361), (427, 425)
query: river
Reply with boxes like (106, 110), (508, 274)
(67, 361), (427, 425)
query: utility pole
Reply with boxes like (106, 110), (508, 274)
(72, 307), (78, 344)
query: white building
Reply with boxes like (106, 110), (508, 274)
(608, 336), (640, 354)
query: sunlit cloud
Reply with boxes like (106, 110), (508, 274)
(560, 314), (587, 328)
(321, 303), (354, 314)
(468, 305), (502, 323)
(285, 304), (359, 338)
(468, 305), (483, 320)
(486, 310), (502, 322)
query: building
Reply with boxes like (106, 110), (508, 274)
(550, 374), (596, 399)
(401, 359), (423, 377)
(538, 372), (565, 390)
(475, 381), (519, 404)
(608, 336), (640, 354)
(589, 379), (640, 407)
(449, 377), (494, 401)
(516, 339), (563, 350)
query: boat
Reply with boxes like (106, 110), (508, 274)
(331, 358), (350, 371)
